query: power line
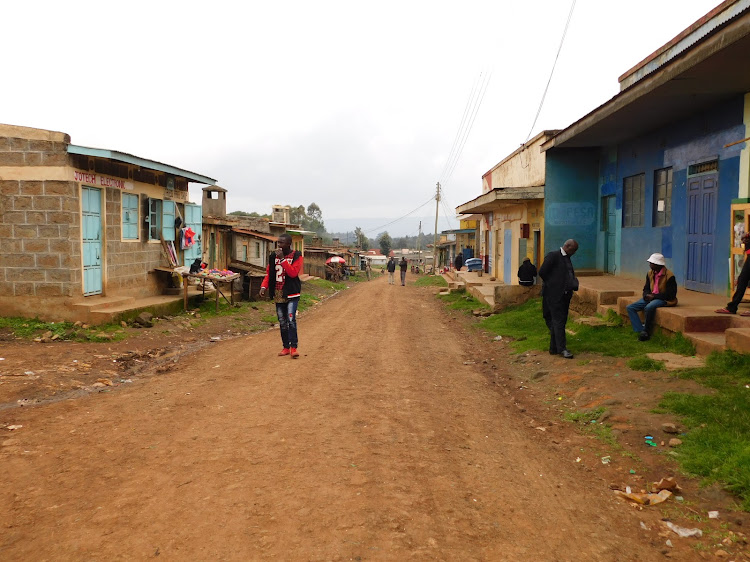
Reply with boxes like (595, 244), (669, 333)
(525, 0), (576, 142)
(442, 69), (492, 185)
(362, 195), (436, 236)
(438, 73), (483, 182)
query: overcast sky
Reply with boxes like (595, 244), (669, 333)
(5, 0), (721, 236)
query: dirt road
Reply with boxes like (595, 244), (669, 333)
(0, 276), (687, 560)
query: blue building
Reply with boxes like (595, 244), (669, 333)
(541, 0), (750, 296)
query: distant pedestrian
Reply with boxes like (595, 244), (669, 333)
(366, 260), (372, 281)
(517, 257), (537, 287)
(627, 253), (678, 341)
(716, 232), (750, 316)
(259, 233), (303, 358)
(539, 239), (579, 359)
(454, 253), (463, 273)
(387, 257), (396, 285)
(399, 257), (408, 286)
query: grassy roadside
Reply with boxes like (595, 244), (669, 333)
(657, 352), (750, 511)
(478, 297), (695, 357)
(447, 296), (750, 512)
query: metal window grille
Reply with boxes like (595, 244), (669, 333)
(653, 168), (672, 227)
(623, 174), (645, 228)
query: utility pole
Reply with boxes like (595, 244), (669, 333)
(432, 182), (440, 274)
(416, 220), (422, 272)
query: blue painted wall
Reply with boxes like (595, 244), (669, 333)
(544, 148), (599, 269)
(616, 97), (743, 294)
(546, 95), (745, 295)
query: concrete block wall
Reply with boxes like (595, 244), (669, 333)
(0, 128), (81, 302)
(104, 189), (164, 297)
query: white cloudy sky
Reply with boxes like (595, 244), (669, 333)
(5, 0), (721, 236)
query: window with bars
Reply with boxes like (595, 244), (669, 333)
(147, 198), (163, 241)
(122, 193), (139, 240)
(653, 168), (672, 227)
(623, 173), (645, 228)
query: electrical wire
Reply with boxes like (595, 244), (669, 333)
(363, 195), (437, 236)
(442, 69), (492, 185)
(438, 73), (483, 183)
(525, 0), (576, 142)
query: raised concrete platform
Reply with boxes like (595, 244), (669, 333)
(71, 287), (208, 325)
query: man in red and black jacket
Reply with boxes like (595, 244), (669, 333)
(260, 233), (304, 358)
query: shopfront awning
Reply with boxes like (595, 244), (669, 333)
(67, 144), (217, 184)
(456, 186), (544, 214)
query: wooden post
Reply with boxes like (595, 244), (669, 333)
(183, 275), (188, 310)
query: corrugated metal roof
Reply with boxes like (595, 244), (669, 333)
(232, 228), (277, 242)
(619, 0), (750, 90)
(67, 144), (217, 184)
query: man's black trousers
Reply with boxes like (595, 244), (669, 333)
(543, 292), (572, 354)
(727, 258), (750, 313)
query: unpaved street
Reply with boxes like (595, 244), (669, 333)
(1, 276), (677, 560)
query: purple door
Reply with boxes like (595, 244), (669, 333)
(685, 173), (717, 292)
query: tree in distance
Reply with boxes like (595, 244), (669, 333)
(378, 232), (393, 257)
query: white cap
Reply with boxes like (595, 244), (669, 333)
(647, 253), (666, 266)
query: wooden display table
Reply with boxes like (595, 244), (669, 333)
(183, 272), (241, 312)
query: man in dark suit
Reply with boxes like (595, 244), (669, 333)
(538, 239), (579, 359)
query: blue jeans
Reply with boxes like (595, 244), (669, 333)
(626, 298), (667, 334)
(276, 297), (299, 348)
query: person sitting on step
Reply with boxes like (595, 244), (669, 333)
(626, 253), (678, 341)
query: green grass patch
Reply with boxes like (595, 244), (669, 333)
(0, 316), (126, 342)
(307, 278), (347, 292)
(627, 356), (666, 371)
(479, 297), (695, 356)
(415, 275), (448, 287)
(658, 351), (750, 511)
(438, 289), (488, 313)
(564, 408), (620, 448)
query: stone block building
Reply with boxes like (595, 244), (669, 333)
(0, 124), (216, 322)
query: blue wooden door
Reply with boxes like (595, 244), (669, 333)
(183, 204), (202, 265)
(82, 186), (102, 296)
(503, 229), (513, 284)
(685, 173), (717, 292)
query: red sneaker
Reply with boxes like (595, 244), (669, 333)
(290, 347), (299, 358)
(278, 348), (290, 356)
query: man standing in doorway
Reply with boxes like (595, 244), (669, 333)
(399, 256), (408, 286)
(716, 232), (750, 316)
(539, 239), (579, 359)
(259, 233), (304, 358)
(387, 256), (396, 285)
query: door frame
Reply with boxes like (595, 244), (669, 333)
(81, 185), (103, 296)
(685, 162), (718, 293)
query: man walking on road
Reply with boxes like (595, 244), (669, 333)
(399, 257), (408, 286)
(259, 233), (304, 358)
(387, 256), (396, 285)
(539, 239), (579, 359)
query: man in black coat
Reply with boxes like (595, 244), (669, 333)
(517, 257), (537, 287)
(454, 253), (464, 272)
(538, 239), (579, 359)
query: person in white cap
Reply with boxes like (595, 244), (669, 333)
(626, 253), (678, 341)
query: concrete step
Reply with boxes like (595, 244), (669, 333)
(684, 332), (726, 355)
(597, 304), (618, 317)
(726, 328), (750, 353)
(71, 295), (136, 312)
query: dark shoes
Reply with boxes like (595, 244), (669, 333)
(561, 350), (574, 359)
(638, 331), (650, 341)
